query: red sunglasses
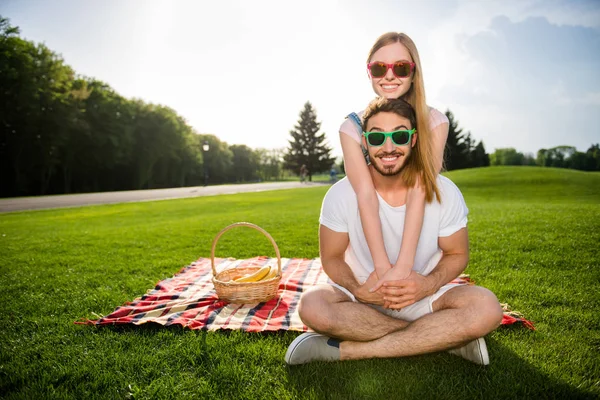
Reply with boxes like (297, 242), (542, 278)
(367, 61), (415, 79)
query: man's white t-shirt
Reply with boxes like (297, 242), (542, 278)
(319, 175), (469, 284)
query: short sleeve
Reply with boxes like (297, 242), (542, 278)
(438, 177), (469, 237)
(319, 182), (350, 233)
(429, 107), (449, 130)
(339, 110), (365, 144)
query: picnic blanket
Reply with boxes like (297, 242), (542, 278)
(77, 257), (535, 332)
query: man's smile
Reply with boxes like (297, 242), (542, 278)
(376, 151), (403, 166)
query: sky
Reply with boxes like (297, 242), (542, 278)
(2, 0), (599, 158)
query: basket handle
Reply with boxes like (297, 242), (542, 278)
(210, 222), (282, 277)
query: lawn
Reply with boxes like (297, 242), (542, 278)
(0, 166), (598, 399)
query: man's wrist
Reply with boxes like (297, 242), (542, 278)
(422, 274), (439, 297)
(346, 280), (362, 298)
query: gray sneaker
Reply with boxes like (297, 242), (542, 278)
(284, 332), (341, 365)
(448, 337), (489, 365)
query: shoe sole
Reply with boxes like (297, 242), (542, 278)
(448, 337), (490, 365)
(284, 332), (321, 365)
(476, 337), (490, 366)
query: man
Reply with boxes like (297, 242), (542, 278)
(300, 164), (308, 183)
(285, 97), (503, 366)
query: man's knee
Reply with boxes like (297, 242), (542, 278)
(436, 285), (503, 337)
(298, 287), (336, 332)
(467, 286), (503, 337)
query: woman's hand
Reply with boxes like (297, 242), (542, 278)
(378, 270), (434, 309)
(353, 271), (386, 306)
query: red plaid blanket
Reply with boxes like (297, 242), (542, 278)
(78, 257), (534, 331)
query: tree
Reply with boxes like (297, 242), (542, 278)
(77, 80), (135, 191)
(256, 147), (284, 181)
(229, 144), (260, 182)
(567, 151), (589, 171)
(490, 148), (525, 165)
(443, 110), (471, 170)
(549, 146), (575, 168)
(585, 144), (600, 171)
(537, 144), (599, 171)
(2, 16), (274, 195)
(0, 17), (76, 196)
(536, 146), (576, 169)
(339, 157), (345, 175)
(536, 149), (551, 167)
(197, 134), (233, 185)
(471, 141), (490, 167)
(283, 102), (335, 180)
(522, 153), (537, 166)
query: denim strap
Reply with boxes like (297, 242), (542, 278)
(347, 112), (362, 130)
(346, 112), (370, 165)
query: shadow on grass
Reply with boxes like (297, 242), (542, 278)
(81, 324), (595, 399)
(93, 322), (204, 335)
(91, 322), (276, 337)
(285, 337), (595, 400)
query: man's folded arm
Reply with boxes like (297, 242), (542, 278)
(319, 224), (360, 293)
(423, 227), (470, 296)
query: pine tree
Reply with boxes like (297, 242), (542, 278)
(283, 102), (335, 180)
(472, 140), (490, 167)
(443, 110), (471, 170)
(586, 144), (600, 170)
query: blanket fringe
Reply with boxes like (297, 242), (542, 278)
(500, 303), (535, 330)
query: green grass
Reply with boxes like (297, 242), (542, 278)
(0, 166), (598, 399)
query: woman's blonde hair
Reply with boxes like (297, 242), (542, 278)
(367, 32), (440, 203)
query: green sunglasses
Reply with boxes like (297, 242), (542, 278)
(363, 129), (416, 147)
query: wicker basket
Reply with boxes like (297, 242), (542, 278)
(211, 222), (282, 304)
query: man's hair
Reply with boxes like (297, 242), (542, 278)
(361, 97), (440, 203)
(362, 97), (417, 131)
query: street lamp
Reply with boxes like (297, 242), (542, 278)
(202, 140), (210, 186)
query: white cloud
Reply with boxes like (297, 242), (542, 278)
(429, 3), (600, 154)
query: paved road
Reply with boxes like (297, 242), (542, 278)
(0, 181), (328, 213)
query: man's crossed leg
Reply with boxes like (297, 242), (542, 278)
(285, 283), (503, 365)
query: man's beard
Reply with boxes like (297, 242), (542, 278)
(371, 150), (411, 176)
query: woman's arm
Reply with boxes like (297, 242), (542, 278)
(340, 132), (391, 278)
(394, 121), (449, 270)
(431, 122), (449, 174)
(319, 225), (384, 305)
(394, 184), (425, 272)
(380, 227), (469, 309)
(372, 120), (450, 296)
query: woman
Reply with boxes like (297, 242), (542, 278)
(339, 32), (448, 293)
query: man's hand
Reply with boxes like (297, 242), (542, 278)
(353, 271), (385, 306)
(373, 261), (393, 284)
(369, 265), (412, 294)
(378, 270), (434, 309)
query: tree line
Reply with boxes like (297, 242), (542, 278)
(0, 17), (336, 198)
(2, 15), (596, 198)
(487, 145), (600, 171)
(442, 111), (599, 172)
